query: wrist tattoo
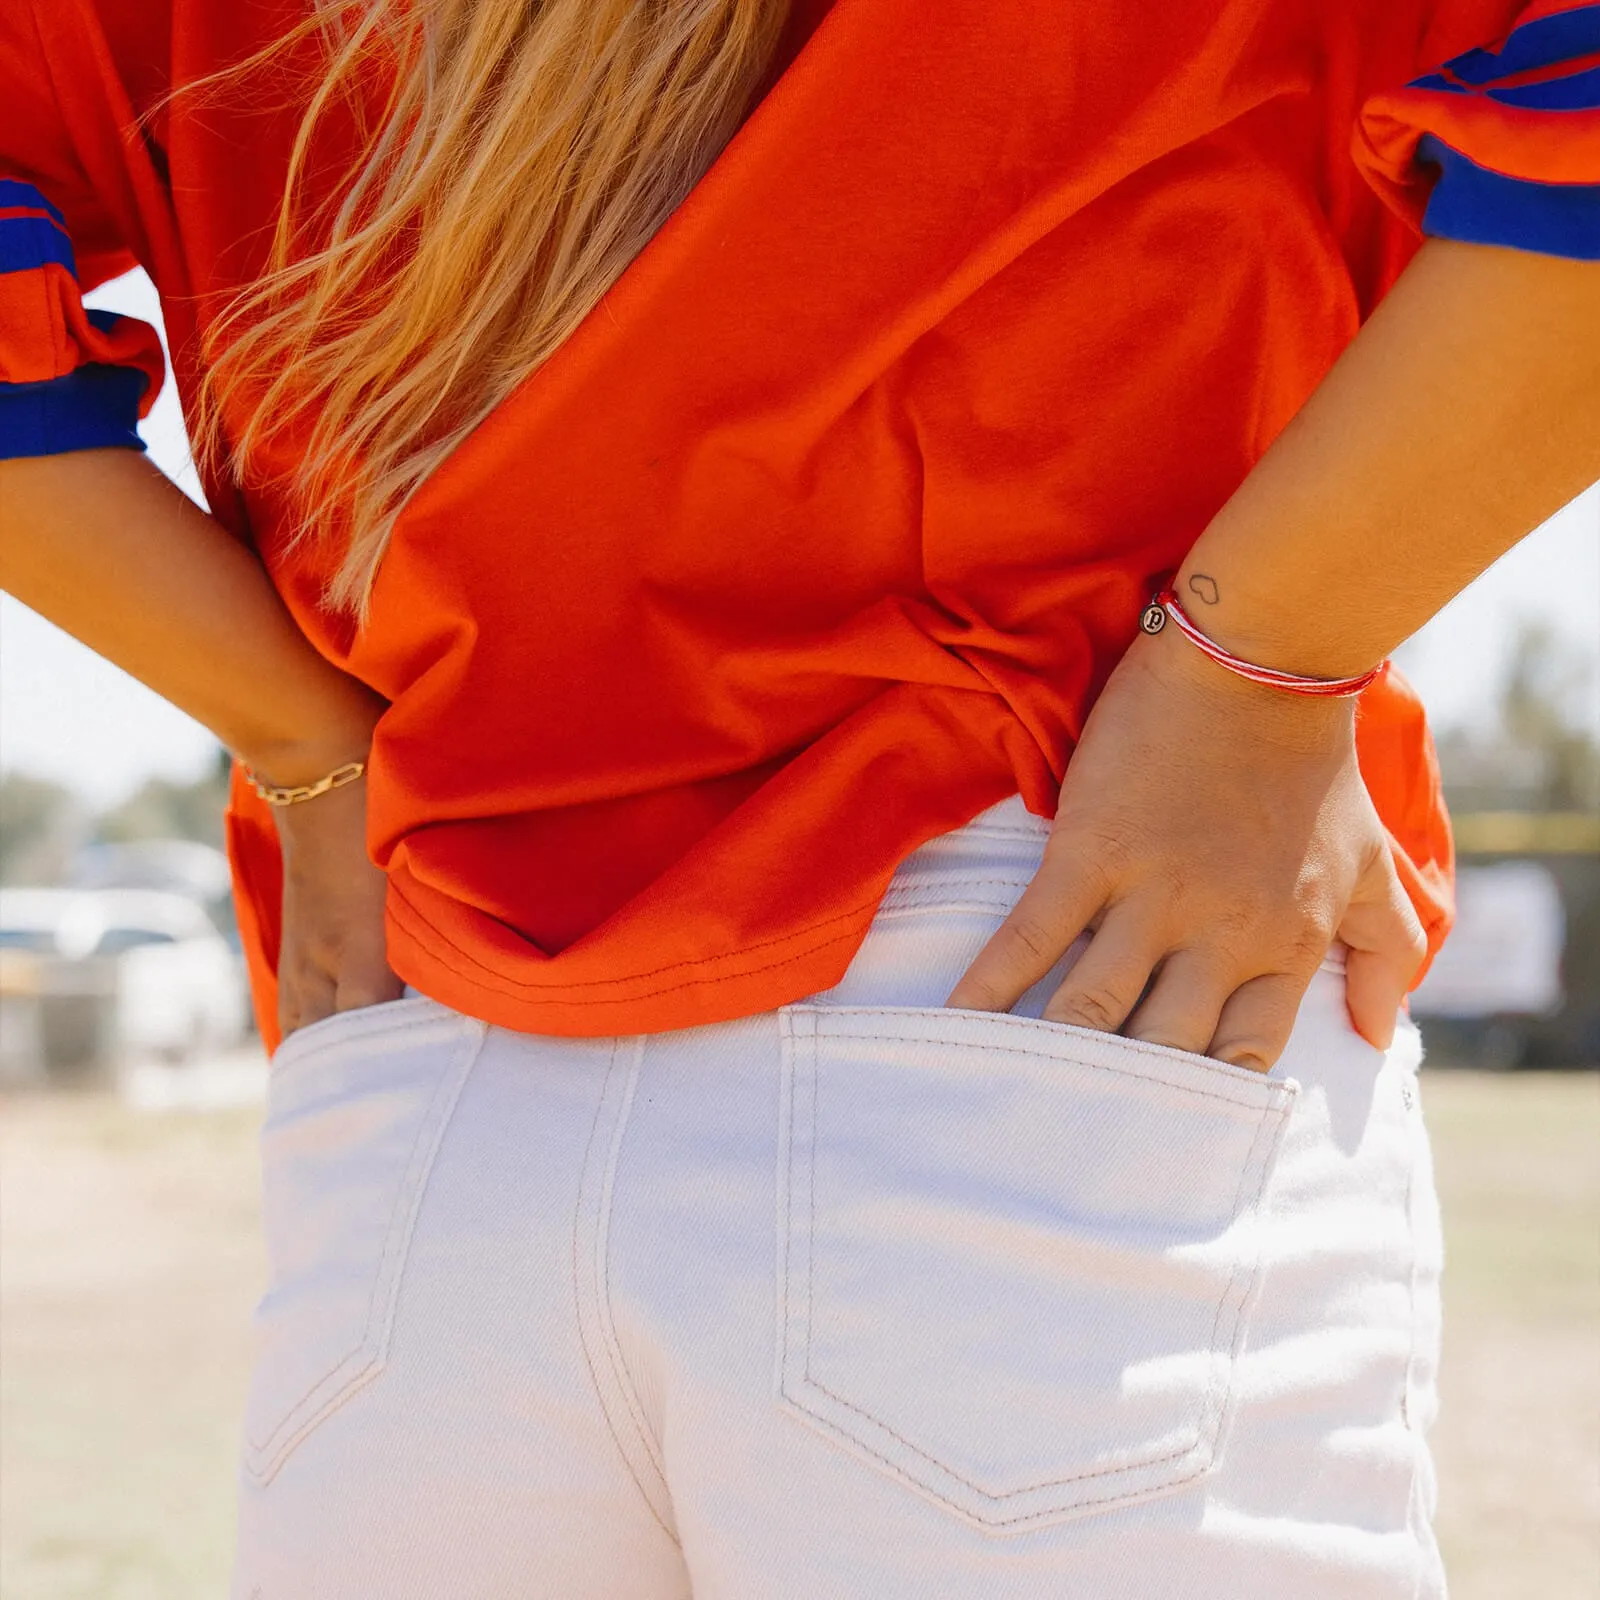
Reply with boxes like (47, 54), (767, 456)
(1187, 572), (1220, 606)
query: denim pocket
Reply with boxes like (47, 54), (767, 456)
(775, 1003), (1297, 1532)
(243, 1000), (485, 1484)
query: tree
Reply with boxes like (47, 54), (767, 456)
(94, 762), (231, 851)
(0, 772), (85, 885)
(1434, 621), (1600, 815)
(0, 751), (233, 886)
(1498, 622), (1600, 814)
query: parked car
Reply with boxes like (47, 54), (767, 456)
(0, 887), (249, 1074)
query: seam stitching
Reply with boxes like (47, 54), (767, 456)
(245, 1017), (486, 1482)
(571, 1042), (679, 1544)
(595, 1039), (671, 1487)
(777, 1023), (1294, 1523)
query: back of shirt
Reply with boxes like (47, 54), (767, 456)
(3, 0), (1595, 1041)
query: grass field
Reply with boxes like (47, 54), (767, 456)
(1, 1066), (1596, 1598)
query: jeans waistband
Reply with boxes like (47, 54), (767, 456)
(811, 795), (1065, 1013)
(877, 794), (1051, 909)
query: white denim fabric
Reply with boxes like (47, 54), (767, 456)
(231, 795), (1446, 1600)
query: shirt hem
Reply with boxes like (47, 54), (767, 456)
(384, 877), (882, 1037)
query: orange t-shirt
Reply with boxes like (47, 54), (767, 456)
(6, 0), (1598, 1046)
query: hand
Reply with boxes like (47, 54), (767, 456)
(945, 627), (1427, 1071)
(270, 760), (401, 1043)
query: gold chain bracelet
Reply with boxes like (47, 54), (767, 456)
(242, 759), (367, 807)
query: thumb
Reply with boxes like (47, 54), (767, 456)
(1336, 848), (1428, 1051)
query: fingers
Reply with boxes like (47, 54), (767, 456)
(1338, 859), (1428, 1050)
(950, 863), (1317, 1071)
(1129, 952), (1311, 1072)
(277, 937), (400, 1042)
(1041, 905), (1167, 1033)
(278, 971), (337, 1042)
(1122, 949), (1232, 1056)
(279, 971), (402, 1043)
(945, 851), (1106, 1012)
(1208, 970), (1310, 1073)
(946, 834), (1423, 1073)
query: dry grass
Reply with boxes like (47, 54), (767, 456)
(0, 1095), (263, 1600)
(0, 1068), (1595, 1598)
(1423, 1071), (1600, 1600)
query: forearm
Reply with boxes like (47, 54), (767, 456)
(0, 449), (383, 781)
(1179, 239), (1600, 677)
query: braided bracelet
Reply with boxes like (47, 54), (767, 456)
(242, 759), (367, 807)
(1140, 588), (1381, 698)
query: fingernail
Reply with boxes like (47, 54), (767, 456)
(1349, 1014), (1388, 1051)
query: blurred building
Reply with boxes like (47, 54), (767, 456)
(1413, 812), (1600, 1067)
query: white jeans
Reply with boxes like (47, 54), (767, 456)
(232, 796), (1446, 1599)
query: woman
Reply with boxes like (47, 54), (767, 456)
(2, 0), (1597, 1592)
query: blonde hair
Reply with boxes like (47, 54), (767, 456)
(196, 0), (789, 613)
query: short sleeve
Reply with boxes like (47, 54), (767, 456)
(1354, 1), (1600, 260)
(0, 4), (165, 458)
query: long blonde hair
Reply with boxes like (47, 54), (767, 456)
(196, 0), (789, 613)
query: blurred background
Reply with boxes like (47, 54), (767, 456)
(1, 271), (1597, 1598)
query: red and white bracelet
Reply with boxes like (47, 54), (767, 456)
(1140, 588), (1381, 699)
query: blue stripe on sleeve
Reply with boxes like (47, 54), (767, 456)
(1486, 60), (1600, 107)
(0, 210), (76, 277)
(1442, 5), (1600, 87)
(0, 178), (67, 226)
(0, 365), (148, 458)
(1418, 135), (1600, 258)
(1409, 71), (1469, 95)
(85, 308), (133, 337)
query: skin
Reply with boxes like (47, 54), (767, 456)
(948, 239), (1600, 1066)
(2, 239), (1598, 1057)
(0, 451), (396, 1037)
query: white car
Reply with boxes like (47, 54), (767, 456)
(0, 887), (249, 1070)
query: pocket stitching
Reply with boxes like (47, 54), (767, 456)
(243, 1015), (487, 1483)
(797, 1006), (1292, 1106)
(793, 1082), (1290, 1499)
(778, 1009), (1295, 1526)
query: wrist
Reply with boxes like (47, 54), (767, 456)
(1130, 617), (1355, 758)
(234, 699), (383, 791)
(1169, 562), (1388, 683)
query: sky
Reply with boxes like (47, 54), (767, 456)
(2, 270), (1597, 808)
